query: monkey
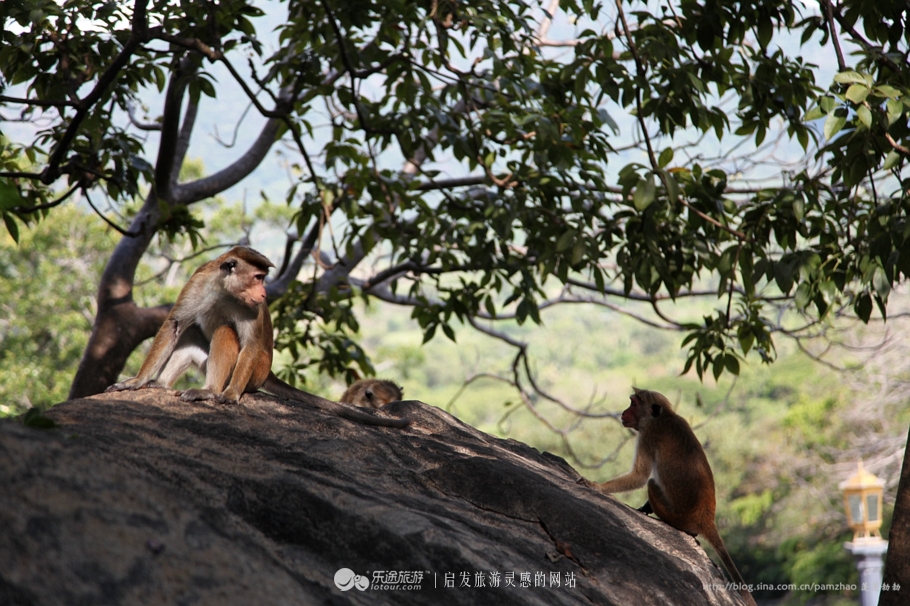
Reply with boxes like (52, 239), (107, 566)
(583, 388), (756, 606)
(106, 246), (410, 428)
(340, 379), (403, 409)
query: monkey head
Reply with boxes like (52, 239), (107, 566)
(218, 246), (274, 308)
(341, 379), (403, 409)
(621, 388), (672, 430)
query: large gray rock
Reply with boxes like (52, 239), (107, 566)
(0, 391), (747, 605)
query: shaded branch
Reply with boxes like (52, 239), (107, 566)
(0, 95), (78, 108)
(10, 182), (80, 213)
(126, 101), (162, 131)
(83, 190), (140, 237)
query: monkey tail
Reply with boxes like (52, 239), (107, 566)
(323, 399), (411, 428)
(702, 525), (756, 606)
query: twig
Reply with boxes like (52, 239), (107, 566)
(10, 182), (80, 213)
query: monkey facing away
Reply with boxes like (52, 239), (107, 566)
(106, 246), (409, 428)
(340, 379), (403, 409)
(584, 388), (756, 606)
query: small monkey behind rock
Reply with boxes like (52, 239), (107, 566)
(340, 379), (403, 409)
(583, 388), (756, 606)
(106, 246), (409, 428)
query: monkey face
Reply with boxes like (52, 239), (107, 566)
(621, 395), (642, 429)
(219, 253), (270, 308)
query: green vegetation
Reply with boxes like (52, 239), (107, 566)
(0, 206), (116, 411)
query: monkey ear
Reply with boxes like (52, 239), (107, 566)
(220, 259), (238, 273)
(650, 403), (662, 418)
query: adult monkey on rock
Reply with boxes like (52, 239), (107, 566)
(582, 388), (755, 606)
(107, 246), (410, 428)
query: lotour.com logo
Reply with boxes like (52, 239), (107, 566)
(334, 568), (370, 591)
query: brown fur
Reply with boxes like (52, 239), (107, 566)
(588, 389), (755, 606)
(107, 247), (409, 428)
(340, 379), (403, 408)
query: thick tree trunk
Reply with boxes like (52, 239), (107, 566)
(67, 195), (169, 398)
(880, 427), (910, 606)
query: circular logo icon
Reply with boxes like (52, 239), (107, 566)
(334, 568), (370, 591)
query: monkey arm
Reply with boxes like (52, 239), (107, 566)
(106, 318), (182, 392)
(591, 445), (653, 495)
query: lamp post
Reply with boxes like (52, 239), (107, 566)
(840, 461), (887, 606)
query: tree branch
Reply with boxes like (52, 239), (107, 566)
(0, 95), (78, 108)
(172, 106), (284, 205)
(820, 0), (847, 72)
(10, 182), (80, 213)
(42, 0), (150, 185)
(154, 55), (195, 201)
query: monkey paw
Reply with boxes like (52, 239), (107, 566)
(106, 379), (165, 393)
(179, 388), (218, 403)
(106, 379), (142, 392)
(576, 477), (596, 489)
(179, 388), (235, 405)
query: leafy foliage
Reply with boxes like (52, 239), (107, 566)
(1, 0), (908, 390)
(0, 206), (116, 412)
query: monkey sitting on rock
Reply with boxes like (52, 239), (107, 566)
(581, 388), (756, 606)
(106, 246), (410, 428)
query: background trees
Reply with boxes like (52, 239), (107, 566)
(2, 0), (909, 601)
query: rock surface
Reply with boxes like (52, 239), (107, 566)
(0, 390), (747, 605)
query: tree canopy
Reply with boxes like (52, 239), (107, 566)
(0, 0), (907, 399)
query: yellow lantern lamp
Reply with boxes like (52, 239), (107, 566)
(839, 460), (885, 542)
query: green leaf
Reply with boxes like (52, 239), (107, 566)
(883, 150), (901, 171)
(738, 326), (754, 355)
(803, 105), (825, 121)
(793, 197), (805, 221)
(0, 181), (24, 210)
(724, 354), (740, 376)
(875, 85), (901, 99)
(873, 266), (891, 299)
(823, 111), (846, 140)
(664, 172), (679, 203)
(556, 230), (575, 252)
(633, 175), (656, 211)
(886, 99), (903, 126)
(571, 239), (587, 265)
(855, 292), (872, 323)
(3, 213), (20, 243)
(845, 84), (870, 104)
(794, 282), (811, 310)
(756, 17), (772, 49)
(658, 147), (674, 168)
(712, 355), (724, 381)
(773, 261), (794, 294)
(833, 71), (866, 85)
(856, 105), (872, 129)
